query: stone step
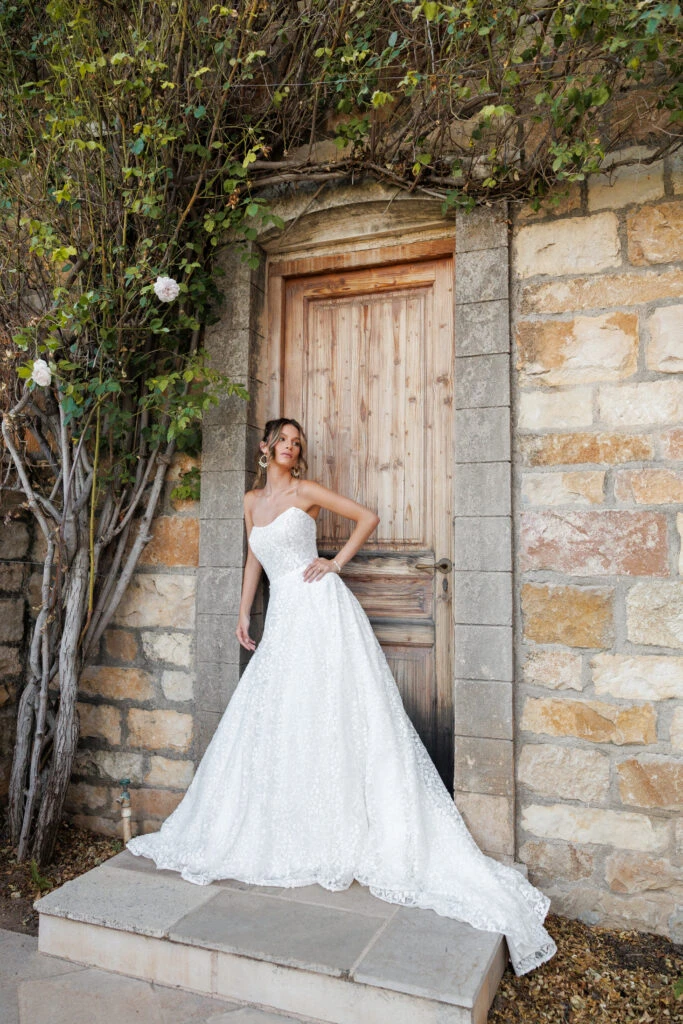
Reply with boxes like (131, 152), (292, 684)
(35, 851), (507, 1024)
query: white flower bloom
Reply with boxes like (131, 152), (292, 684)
(31, 359), (52, 387)
(153, 276), (180, 302)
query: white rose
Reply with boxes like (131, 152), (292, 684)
(153, 276), (180, 302)
(31, 359), (52, 387)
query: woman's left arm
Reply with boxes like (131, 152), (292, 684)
(298, 480), (380, 583)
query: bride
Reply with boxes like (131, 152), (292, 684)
(127, 417), (557, 977)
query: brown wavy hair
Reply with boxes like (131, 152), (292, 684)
(254, 417), (308, 488)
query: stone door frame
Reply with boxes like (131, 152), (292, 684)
(196, 185), (516, 859)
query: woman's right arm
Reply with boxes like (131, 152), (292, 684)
(236, 496), (263, 651)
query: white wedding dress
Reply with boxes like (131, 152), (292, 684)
(127, 505), (557, 976)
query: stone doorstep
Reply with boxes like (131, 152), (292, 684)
(34, 851), (507, 1024)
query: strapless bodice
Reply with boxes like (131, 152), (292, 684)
(248, 506), (319, 582)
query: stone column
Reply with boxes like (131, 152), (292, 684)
(196, 245), (266, 757)
(453, 205), (515, 860)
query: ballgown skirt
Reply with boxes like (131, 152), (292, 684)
(127, 505), (557, 976)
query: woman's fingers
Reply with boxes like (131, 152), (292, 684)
(303, 558), (330, 582)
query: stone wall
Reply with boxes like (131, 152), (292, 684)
(0, 514), (34, 804)
(64, 455), (201, 837)
(511, 153), (682, 940)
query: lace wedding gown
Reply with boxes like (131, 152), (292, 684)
(127, 505), (557, 976)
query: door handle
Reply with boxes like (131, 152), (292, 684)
(415, 556), (453, 573)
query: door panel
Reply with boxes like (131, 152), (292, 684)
(279, 258), (455, 790)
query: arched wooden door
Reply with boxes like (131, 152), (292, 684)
(267, 247), (455, 790)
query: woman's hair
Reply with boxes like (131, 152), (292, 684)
(254, 417), (308, 488)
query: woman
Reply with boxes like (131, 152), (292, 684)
(127, 417), (557, 976)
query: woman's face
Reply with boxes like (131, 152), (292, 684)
(265, 424), (302, 470)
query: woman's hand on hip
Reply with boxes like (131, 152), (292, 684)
(303, 557), (339, 583)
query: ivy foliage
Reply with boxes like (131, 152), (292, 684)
(0, 0), (681, 469)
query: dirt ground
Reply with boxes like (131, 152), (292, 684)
(1, 816), (681, 1022)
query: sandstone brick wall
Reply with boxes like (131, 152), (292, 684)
(65, 454), (201, 838)
(511, 153), (682, 941)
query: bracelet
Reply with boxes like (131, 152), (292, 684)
(332, 558), (342, 573)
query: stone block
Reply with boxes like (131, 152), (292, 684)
(455, 791), (514, 855)
(618, 757), (683, 811)
(104, 630), (139, 663)
(198, 518), (245, 569)
(73, 749), (144, 784)
(193, 660), (241, 712)
(627, 201), (683, 265)
(519, 840), (593, 887)
(77, 703), (122, 745)
(194, 710), (222, 759)
(521, 697), (656, 745)
(517, 313), (638, 387)
(521, 470), (604, 507)
(519, 431), (653, 467)
(455, 737), (513, 796)
(196, 613), (239, 665)
(80, 666), (154, 703)
(513, 212), (620, 279)
(145, 756), (195, 789)
(521, 804), (669, 853)
(455, 299), (509, 356)
(201, 418), (249, 472)
(0, 522), (29, 559)
(131, 787), (184, 820)
(598, 380), (683, 428)
(679, 513), (683, 575)
(138, 516), (199, 568)
(647, 304), (683, 373)
(200, 471), (246, 520)
(0, 598), (24, 643)
(160, 669), (194, 702)
(454, 624), (513, 681)
(626, 582), (683, 649)
(196, 566), (242, 617)
(520, 266), (683, 316)
(517, 388), (594, 431)
(659, 429), (683, 460)
(454, 407), (510, 463)
(455, 247), (508, 303)
(522, 648), (583, 691)
(591, 653), (683, 700)
(454, 463), (511, 517)
(65, 781), (113, 813)
(521, 510), (668, 577)
(521, 583), (613, 648)
(454, 679), (512, 739)
(0, 562), (24, 591)
(114, 574), (196, 630)
(454, 353), (510, 409)
(454, 517), (512, 572)
(671, 707), (683, 749)
(615, 468), (683, 504)
(0, 645), (21, 678)
(517, 744), (609, 803)
(66, 814), (120, 837)
(141, 630), (193, 668)
(456, 204), (508, 252)
(605, 851), (681, 894)
(588, 148), (664, 211)
(126, 709), (193, 753)
(453, 571), (512, 626)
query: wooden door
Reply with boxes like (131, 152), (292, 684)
(276, 257), (454, 790)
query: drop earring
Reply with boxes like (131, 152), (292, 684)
(258, 453), (268, 469)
